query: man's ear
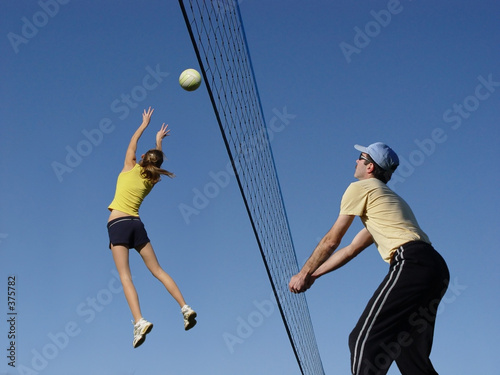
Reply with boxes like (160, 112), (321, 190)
(366, 162), (375, 174)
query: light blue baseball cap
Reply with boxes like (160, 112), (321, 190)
(354, 142), (399, 171)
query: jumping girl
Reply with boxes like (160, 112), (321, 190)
(107, 107), (197, 348)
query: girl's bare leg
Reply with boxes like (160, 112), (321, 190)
(111, 245), (143, 323)
(138, 242), (187, 308)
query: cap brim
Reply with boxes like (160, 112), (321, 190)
(354, 144), (367, 153)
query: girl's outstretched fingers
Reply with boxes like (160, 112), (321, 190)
(142, 107), (154, 125)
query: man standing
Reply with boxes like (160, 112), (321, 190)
(289, 142), (449, 375)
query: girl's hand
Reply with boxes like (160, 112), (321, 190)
(156, 123), (170, 150)
(142, 107), (154, 126)
(157, 123), (170, 140)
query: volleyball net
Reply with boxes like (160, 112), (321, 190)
(178, 1), (324, 374)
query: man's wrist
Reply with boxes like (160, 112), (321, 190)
(298, 269), (311, 280)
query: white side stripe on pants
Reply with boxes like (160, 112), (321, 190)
(352, 247), (406, 374)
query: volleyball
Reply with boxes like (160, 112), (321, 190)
(179, 69), (202, 91)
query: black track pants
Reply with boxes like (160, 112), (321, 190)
(349, 241), (450, 375)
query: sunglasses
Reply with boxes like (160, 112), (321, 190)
(358, 153), (371, 163)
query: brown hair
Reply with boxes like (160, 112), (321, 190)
(139, 149), (174, 184)
(363, 154), (392, 184)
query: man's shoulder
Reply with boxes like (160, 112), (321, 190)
(348, 178), (384, 189)
(343, 179), (390, 199)
(343, 180), (369, 198)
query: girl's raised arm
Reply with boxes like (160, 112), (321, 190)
(123, 107), (154, 170)
(155, 123), (170, 151)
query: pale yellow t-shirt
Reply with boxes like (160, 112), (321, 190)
(108, 164), (154, 217)
(340, 178), (430, 263)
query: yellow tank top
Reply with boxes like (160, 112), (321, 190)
(340, 178), (430, 263)
(108, 164), (154, 217)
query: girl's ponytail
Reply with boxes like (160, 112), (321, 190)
(139, 149), (174, 184)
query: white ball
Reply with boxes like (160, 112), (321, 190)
(179, 68), (202, 91)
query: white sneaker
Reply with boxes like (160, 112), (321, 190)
(132, 318), (153, 348)
(181, 305), (197, 331)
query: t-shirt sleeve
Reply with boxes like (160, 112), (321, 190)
(340, 182), (368, 216)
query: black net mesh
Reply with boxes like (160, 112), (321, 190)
(178, 2), (325, 374)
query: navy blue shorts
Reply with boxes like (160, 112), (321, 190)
(107, 216), (150, 251)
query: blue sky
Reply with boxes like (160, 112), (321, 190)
(1, 1), (499, 374)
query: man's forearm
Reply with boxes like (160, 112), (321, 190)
(312, 246), (355, 277)
(300, 239), (338, 277)
(313, 228), (373, 278)
(300, 215), (354, 276)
